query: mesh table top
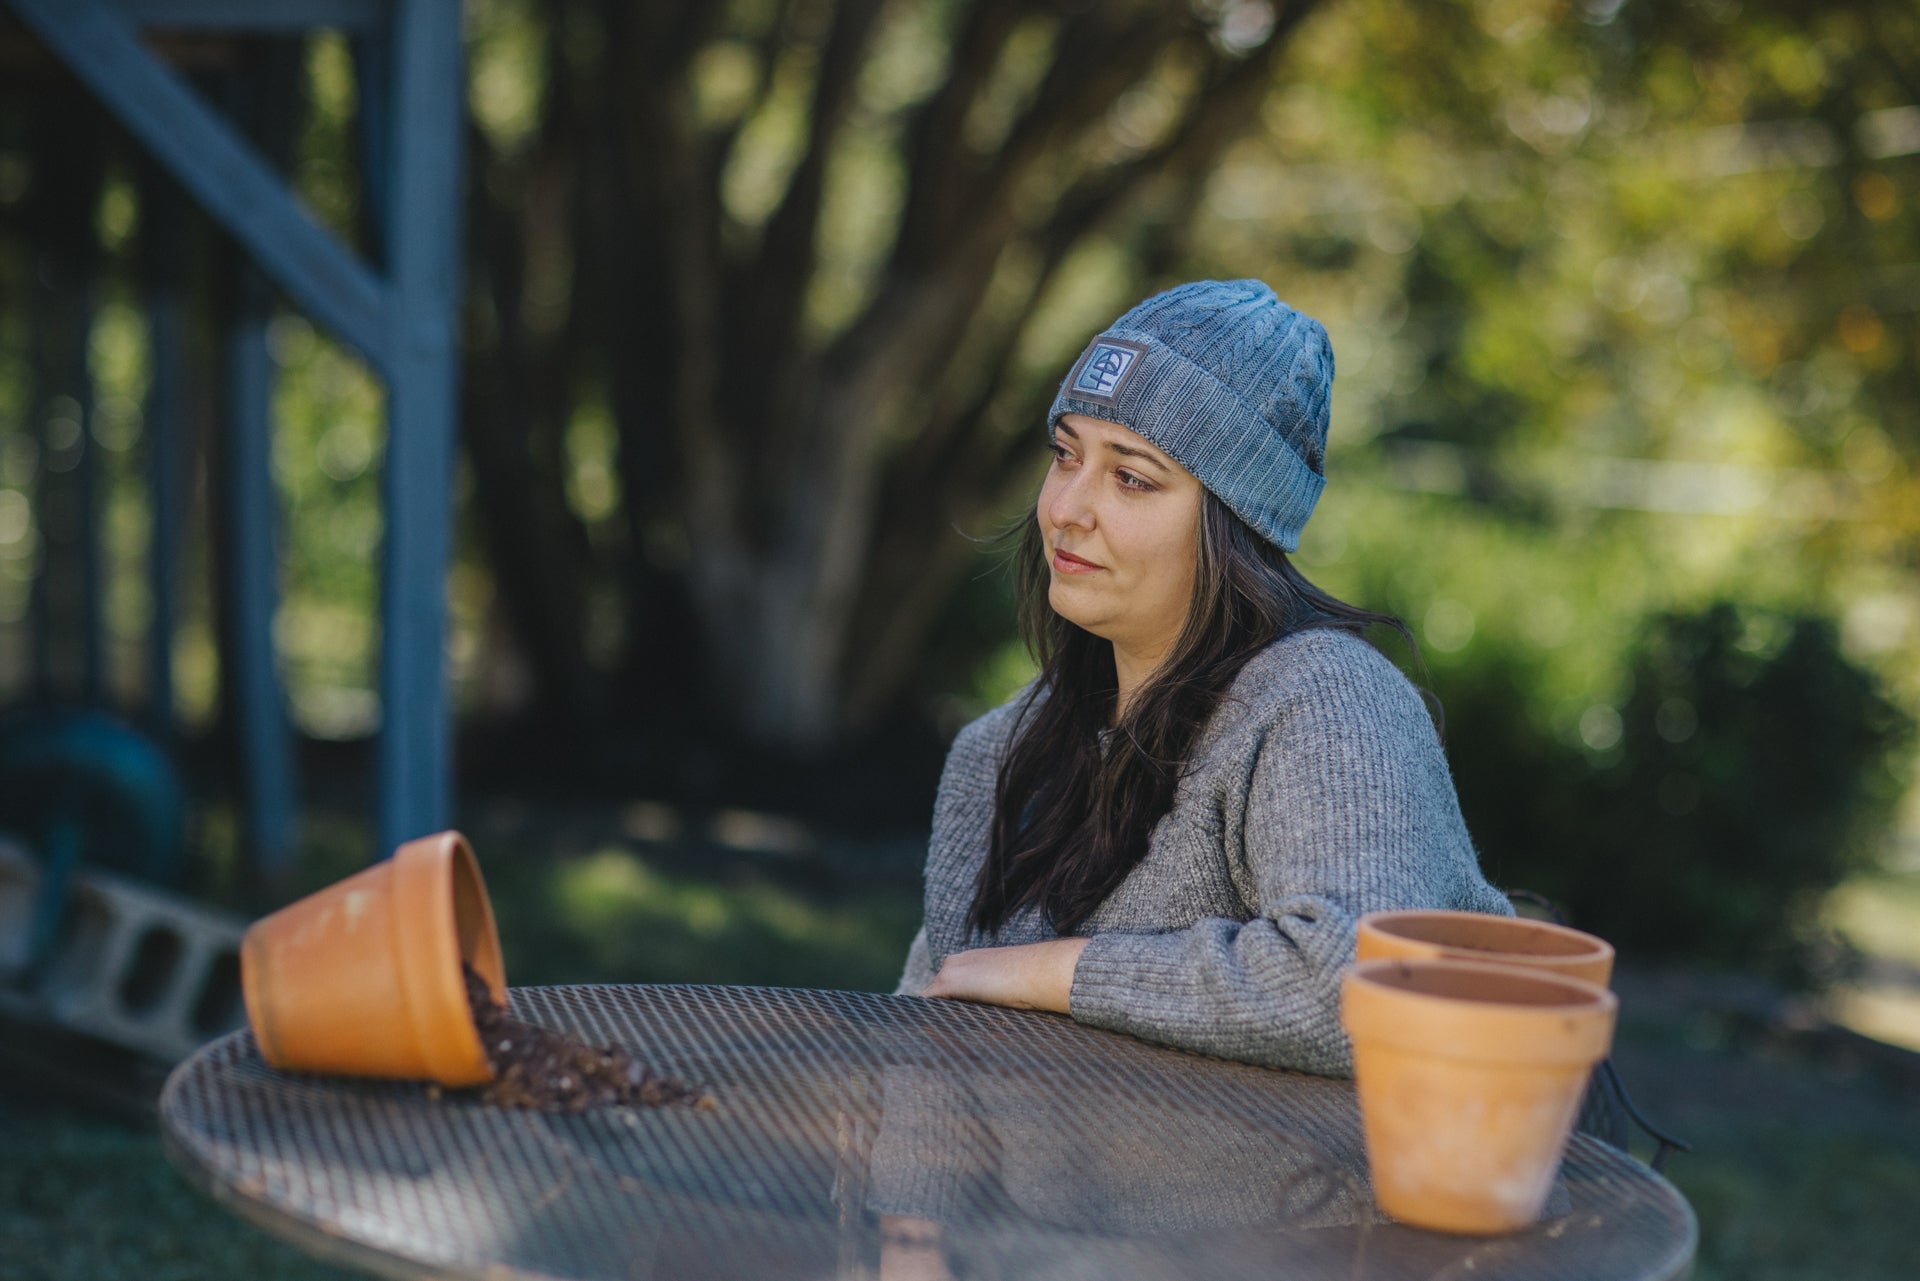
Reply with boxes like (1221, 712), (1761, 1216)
(161, 985), (1696, 1281)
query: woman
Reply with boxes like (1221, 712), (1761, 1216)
(893, 279), (1510, 1077)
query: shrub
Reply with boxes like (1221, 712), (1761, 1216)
(1443, 603), (1913, 984)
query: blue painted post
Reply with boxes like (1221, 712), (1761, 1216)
(226, 256), (297, 883)
(375, 0), (465, 856)
(222, 55), (302, 885)
(9, 0), (473, 868)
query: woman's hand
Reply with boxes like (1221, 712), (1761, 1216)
(922, 938), (1090, 1014)
(879, 1214), (952, 1281)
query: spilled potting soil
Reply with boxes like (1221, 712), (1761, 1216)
(456, 964), (715, 1113)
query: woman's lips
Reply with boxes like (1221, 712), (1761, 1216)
(1052, 548), (1102, 574)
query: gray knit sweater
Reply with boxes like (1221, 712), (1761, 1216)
(894, 627), (1512, 1077)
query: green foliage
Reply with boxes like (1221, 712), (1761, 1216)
(1445, 602), (1913, 981)
(1186, 0), (1920, 977)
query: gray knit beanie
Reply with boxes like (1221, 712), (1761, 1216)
(1047, 279), (1333, 552)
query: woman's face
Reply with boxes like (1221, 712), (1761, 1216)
(1038, 414), (1203, 666)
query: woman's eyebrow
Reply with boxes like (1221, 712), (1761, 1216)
(1108, 441), (1172, 473)
(1057, 419), (1172, 473)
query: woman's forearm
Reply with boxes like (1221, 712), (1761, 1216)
(921, 937), (1091, 1013)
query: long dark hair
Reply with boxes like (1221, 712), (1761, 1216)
(968, 491), (1418, 936)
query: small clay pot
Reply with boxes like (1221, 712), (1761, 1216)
(240, 830), (505, 1086)
(1356, 908), (1615, 987)
(1341, 958), (1617, 1234)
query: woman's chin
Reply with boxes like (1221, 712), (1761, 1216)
(1046, 583), (1088, 619)
(1047, 590), (1111, 639)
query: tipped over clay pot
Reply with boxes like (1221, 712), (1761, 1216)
(240, 830), (505, 1086)
(1341, 957), (1617, 1235)
(1356, 908), (1615, 987)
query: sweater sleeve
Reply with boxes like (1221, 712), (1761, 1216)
(1066, 644), (1510, 1077)
(893, 926), (934, 996)
(891, 695), (1029, 993)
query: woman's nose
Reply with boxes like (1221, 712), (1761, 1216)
(1043, 469), (1096, 530)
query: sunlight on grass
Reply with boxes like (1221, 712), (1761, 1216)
(537, 845), (918, 991)
(1825, 871), (1920, 968)
(556, 848), (728, 935)
(1827, 987), (1920, 1054)
(1823, 869), (1920, 1052)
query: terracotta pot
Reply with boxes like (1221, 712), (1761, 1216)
(1356, 908), (1615, 987)
(1340, 958), (1617, 1234)
(240, 830), (505, 1086)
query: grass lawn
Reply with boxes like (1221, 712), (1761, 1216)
(4, 801), (1919, 1279)
(1608, 994), (1920, 1281)
(1824, 867), (1920, 1054)
(1, 1097), (357, 1281)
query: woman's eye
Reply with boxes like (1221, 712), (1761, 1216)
(1116, 470), (1153, 492)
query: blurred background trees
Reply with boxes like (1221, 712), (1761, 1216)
(0, 0), (1915, 978)
(460, 0), (1318, 752)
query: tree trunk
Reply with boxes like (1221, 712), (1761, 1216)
(464, 0), (1323, 751)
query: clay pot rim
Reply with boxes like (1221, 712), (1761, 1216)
(1358, 908), (1614, 965)
(1348, 955), (1616, 1003)
(392, 831), (505, 1084)
(1341, 957), (1618, 1065)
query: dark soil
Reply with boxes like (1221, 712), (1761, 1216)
(458, 964), (714, 1113)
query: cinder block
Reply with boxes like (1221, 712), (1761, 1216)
(34, 868), (249, 1065)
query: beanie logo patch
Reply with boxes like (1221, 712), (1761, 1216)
(1067, 338), (1148, 405)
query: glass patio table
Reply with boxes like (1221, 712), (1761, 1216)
(161, 984), (1697, 1281)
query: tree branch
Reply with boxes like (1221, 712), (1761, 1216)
(708, 0), (801, 195)
(735, 0), (890, 439)
(837, 11), (1181, 393)
(889, 0), (1030, 276)
(839, 8), (1317, 728)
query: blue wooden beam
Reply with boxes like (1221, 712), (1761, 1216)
(109, 0), (389, 32)
(7, 0), (392, 373)
(10, 0), (468, 869)
(375, 0), (463, 855)
(225, 48), (305, 885)
(228, 263), (298, 881)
